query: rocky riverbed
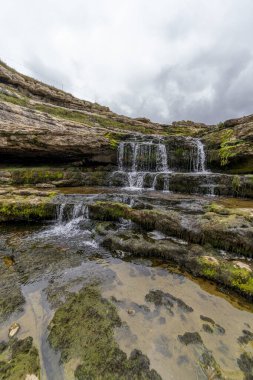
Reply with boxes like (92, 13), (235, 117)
(0, 186), (253, 379)
(0, 60), (253, 379)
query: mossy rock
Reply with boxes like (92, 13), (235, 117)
(48, 285), (161, 379)
(0, 337), (40, 380)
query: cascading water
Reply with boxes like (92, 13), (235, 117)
(35, 200), (97, 246)
(194, 139), (206, 173)
(113, 137), (212, 194)
(116, 140), (171, 191)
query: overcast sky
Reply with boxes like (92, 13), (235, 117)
(1, 0), (253, 124)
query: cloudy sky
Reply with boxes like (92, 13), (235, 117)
(1, 0), (253, 124)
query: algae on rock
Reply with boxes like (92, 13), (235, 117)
(0, 337), (40, 380)
(48, 285), (161, 379)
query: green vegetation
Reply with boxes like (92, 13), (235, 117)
(219, 129), (244, 166)
(35, 103), (158, 134)
(35, 103), (92, 125)
(0, 265), (25, 322)
(0, 92), (29, 107)
(0, 89), (165, 135)
(89, 201), (253, 299)
(232, 175), (241, 194)
(48, 285), (161, 379)
(197, 257), (253, 298)
(105, 132), (121, 149)
(0, 191), (57, 222)
(0, 337), (40, 379)
(0, 201), (55, 221)
(11, 168), (64, 185)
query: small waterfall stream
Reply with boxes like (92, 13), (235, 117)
(194, 139), (206, 172)
(115, 138), (207, 192)
(36, 200), (95, 243)
(117, 140), (171, 191)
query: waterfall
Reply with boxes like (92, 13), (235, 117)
(194, 139), (206, 173)
(116, 141), (170, 190)
(115, 138), (208, 192)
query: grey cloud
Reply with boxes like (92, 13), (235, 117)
(0, 0), (253, 124)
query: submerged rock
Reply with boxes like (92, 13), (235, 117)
(238, 329), (253, 345)
(178, 332), (203, 345)
(48, 285), (161, 379)
(8, 322), (20, 338)
(237, 352), (253, 379)
(0, 337), (40, 379)
(233, 261), (252, 272)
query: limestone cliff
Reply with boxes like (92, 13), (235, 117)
(0, 60), (252, 173)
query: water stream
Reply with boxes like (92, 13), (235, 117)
(0, 190), (252, 380)
(115, 138), (208, 192)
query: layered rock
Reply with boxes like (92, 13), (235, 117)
(0, 60), (252, 175)
(0, 101), (116, 164)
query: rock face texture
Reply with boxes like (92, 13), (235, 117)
(0, 101), (116, 164)
(0, 60), (252, 173)
(203, 115), (253, 174)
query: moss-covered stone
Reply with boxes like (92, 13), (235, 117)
(0, 187), (57, 222)
(237, 352), (253, 379)
(89, 201), (253, 256)
(100, 224), (253, 300)
(0, 337), (40, 380)
(0, 261), (25, 322)
(48, 285), (161, 379)
(145, 290), (193, 313)
(11, 168), (64, 185)
(178, 332), (203, 345)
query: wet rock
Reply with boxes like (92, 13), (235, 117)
(127, 308), (136, 316)
(0, 337), (40, 379)
(202, 324), (214, 334)
(8, 322), (20, 338)
(0, 263), (25, 322)
(48, 285), (161, 379)
(145, 289), (193, 314)
(233, 261), (252, 272)
(2, 255), (15, 267)
(176, 298), (194, 313)
(238, 330), (253, 345)
(155, 335), (172, 358)
(158, 317), (166, 325)
(200, 315), (225, 335)
(35, 183), (56, 189)
(200, 315), (215, 324)
(145, 290), (174, 309)
(178, 332), (203, 345)
(202, 255), (219, 265)
(177, 355), (189, 365)
(0, 341), (7, 354)
(215, 324), (225, 335)
(199, 351), (223, 380)
(237, 352), (253, 379)
(0, 187), (57, 222)
(25, 375), (39, 380)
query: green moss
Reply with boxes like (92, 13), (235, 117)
(11, 168), (64, 185)
(219, 129), (244, 166)
(0, 92), (29, 107)
(197, 258), (253, 298)
(197, 257), (218, 279)
(34, 103), (92, 125)
(0, 197), (56, 222)
(174, 147), (184, 158)
(232, 175), (241, 194)
(0, 337), (40, 379)
(48, 285), (161, 379)
(105, 132), (121, 149)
